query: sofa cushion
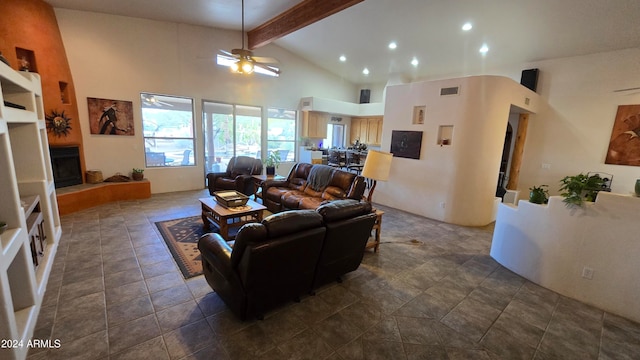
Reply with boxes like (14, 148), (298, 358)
(262, 210), (323, 238)
(265, 186), (291, 202)
(230, 223), (268, 268)
(289, 178), (307, 191)
(299, 197), (325, 210)
(316, 199), (373, 222)
(215, 177), (238, 189)
(281, 190), (306, 209)
(322, 186), (347, 200)
(303, 186), (323, 198)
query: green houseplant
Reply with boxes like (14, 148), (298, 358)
(264, 151), (281, 175)
(529, 185), (549, 204)
(559, 173), (605, 207)
(132, 168), (144, 181)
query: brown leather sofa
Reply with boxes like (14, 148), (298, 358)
(262, 163), (366, 213)
(198, 210), (326, 320)
(206, 156), (263, 196)
(198, 199), (375, 320)
(312, 200), (376, 289)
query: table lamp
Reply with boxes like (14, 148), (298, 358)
(361, 150), (393, 203)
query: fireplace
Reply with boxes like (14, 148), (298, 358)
(50, 146), (82, 188)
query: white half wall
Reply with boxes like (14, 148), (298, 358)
(54, 9), (358, 193)
(375, 75), (540, 226)
(490, 193), (640, 323)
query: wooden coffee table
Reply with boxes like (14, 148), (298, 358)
(199, 197), (266, 240)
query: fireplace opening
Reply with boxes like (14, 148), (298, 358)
(50, 146), (82, 188)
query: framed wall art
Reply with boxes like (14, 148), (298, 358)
(605, 104), (640, 166)
(390, 130), (423, 159)
(87, 97), (134, 136)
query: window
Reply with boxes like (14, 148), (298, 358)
(325, 123), (345, 148)
(267, 108), (296, 162)
(202, 101), (261, 173)
(141, 93), (195, 167)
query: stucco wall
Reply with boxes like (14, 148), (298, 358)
(490, 193), (640, 323)
(376, 75), (539, 226)
(54, 9), (358, 193)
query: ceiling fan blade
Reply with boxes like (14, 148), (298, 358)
(218, 54), (236, 61)
(255, 62), (280, 75)
(219, 49), (237, 58)
(252, 56), (279, 64)
(613, 87), (640, 93)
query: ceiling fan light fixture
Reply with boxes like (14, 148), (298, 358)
(241, 59), (254, 73)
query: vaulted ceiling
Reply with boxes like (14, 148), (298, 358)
(45, 0), (640, 84)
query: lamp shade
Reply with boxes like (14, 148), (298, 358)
(361, 150), (393, 181)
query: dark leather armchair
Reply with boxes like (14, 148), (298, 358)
(198, 210), (326, 320)
(313, 200), (376, 289)
(206, 156), (263, 196)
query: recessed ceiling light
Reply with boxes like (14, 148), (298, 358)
(479, 43), (489, 54)
(411, 58), (419, 67)
(462, 22), (473, 31)
(362, 68), (370, 75)
(339, 55), (346, 62)
(388, 42), (397, 50)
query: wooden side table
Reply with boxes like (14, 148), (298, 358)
(365, 209), (384, 252)
(251, 174), (285, 200)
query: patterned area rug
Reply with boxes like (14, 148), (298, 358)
(155, 216), (206, 279)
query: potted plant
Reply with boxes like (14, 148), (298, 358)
(529, 185), (549, 204)
(132, 168), (144, 181)
(0, 221), (7, 235)
(559, 173), (605, 207)
(264, 151), (281, 176)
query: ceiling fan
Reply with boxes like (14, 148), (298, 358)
(218, 0), (280, 76)
(142, 95), (173, 107)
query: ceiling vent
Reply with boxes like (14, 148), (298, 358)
(440, 86), (460, 96)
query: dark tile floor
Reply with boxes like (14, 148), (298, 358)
(26, 189), (640, 360)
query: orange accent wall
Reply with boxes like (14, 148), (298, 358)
(1, 0), (85, 179)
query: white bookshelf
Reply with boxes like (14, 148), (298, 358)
(0, 63), (61, 360)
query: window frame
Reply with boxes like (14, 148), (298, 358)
(141, 92), (195, 168)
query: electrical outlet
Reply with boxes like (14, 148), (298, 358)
(582, 266), (594, 280)
(541, 163), (551, 169)
(439, 202), (445, 209)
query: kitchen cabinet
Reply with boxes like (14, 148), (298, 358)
(302, 111), (328, 138)
(350, 116), (383, 146)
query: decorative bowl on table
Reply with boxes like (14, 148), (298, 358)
(214, 191), (249, 208)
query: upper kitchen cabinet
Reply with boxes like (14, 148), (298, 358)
(350, 116), (383, 146)
(302, 111), (328, 139)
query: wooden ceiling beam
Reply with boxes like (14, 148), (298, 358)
(247, 0), (363, 49)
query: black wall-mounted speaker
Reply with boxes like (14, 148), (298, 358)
(359, 89), (370, 104)
(520, 68), (539, 92)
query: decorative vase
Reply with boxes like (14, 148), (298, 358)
(132, 172), (144, 181)
(635, 179), (640, 197)
(266, 166), (275, 176)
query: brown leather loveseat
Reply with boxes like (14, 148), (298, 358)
(198, 199), (375, 320)
(262, 163), (366, 213)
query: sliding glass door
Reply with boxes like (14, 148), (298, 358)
(202, 101), (261, 173)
